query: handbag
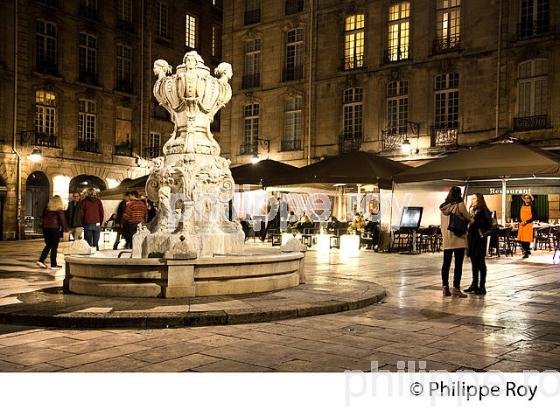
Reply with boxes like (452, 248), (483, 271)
(448, 212), (467, 237)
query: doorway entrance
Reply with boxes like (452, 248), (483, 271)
(25, 171), (50, 235)
(0, 177), (6, 241)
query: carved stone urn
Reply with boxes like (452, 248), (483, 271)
(136, 51), (244, 258)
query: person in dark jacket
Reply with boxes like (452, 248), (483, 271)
(81, 188), (104, 250)
(517, 193), (538, 259)
(465, 194), (493, 295)
(37, 195), (68, 269)
(66, 192), (83, 241)
(113, 192), (129, 250)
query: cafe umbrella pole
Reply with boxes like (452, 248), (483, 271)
(501, 178), (507, 226)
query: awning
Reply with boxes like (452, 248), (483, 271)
(230, 159), (300, 187)
(99, 175), (148, 200)
(295, 151), (411, 189)
(394, 142), (560, 184)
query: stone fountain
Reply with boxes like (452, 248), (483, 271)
(63, 52), (305, 298)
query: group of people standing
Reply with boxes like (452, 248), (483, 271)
(440, 187), (537, 297)
(36, 189), (151, 269)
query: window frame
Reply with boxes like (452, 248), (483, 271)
(35, 91), (57, 138)
(342, 88), (364, 140)
(344, 14), (365, 70)
(78, 99), (97, 144)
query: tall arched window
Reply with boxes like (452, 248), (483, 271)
(519, 0), (550, 37)
(515, 59), (549, 130)
(344, 14), (365, 70)
(284, 28), (304, 81)
(243, 38), (261, 89)
(282, 96), (303, 151)
(242, 103), (260, 154)
(387, 2), (410, 62)
(35, 91), (57, 146)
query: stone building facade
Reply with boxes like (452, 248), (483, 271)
(0, 0), (223, 239)
(220, 0), (559, 168)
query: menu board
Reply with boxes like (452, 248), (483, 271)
(400, 206), (423, 229)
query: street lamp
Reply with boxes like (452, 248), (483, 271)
(250, 137), (270, 165)
(251, 153), (261, 164)
(28, 147), (42, 163)
(401, 139), (412, 154)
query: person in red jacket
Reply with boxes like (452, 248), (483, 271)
(36, 195), (68, 269)
(80, 187), (104, 250)
(122, 190), (148, 248)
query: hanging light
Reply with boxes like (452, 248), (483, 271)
(401, 139), (412, 154)
(28, 147), (42, 163)
(251, 153), (260, 164)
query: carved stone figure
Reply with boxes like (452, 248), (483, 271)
(134, 52), (244, 258)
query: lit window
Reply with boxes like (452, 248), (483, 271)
(115, 107), (132, 146)
(344, 14), (365, 70)
(185, 14), (197, 48)
(387, 2), (410, 62)
(35, 91), (57, 138)
(436, 0), (461, 51)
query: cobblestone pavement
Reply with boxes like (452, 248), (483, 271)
(0, 240), (559, 372)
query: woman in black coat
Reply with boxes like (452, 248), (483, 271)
(465, 193), (493, 295)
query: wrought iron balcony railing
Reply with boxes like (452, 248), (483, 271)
(343, 56), (365, 71)
(244, 9), (261, 25)
(384, 48), (410, 64)
(114, 143), (133, 156)
(513, 114), (549, 131)
(517, 20), (550, 39)
(152, 102), (170, 120)
(283, 65), (304, 82)
(79, 6), (98, 20)
(280, 139), (302, 152)
(36, 59), (58, 76)
(285, 0), (304, 15)
(144, 146), (162, 160)
(430, 123), (459, 148)
(116, 19), (134, 32)
(240, 141), (258, 155)
(76, 139), (99, 153)
(242, 73), (260, 89)
(21, 130), (59, 148)
(381, 128), (407, 151)
(339, 133), (362, 154)
(79, 71), (98, 85)
(116, 80), (133, 94)
(433, 35), (461, 53)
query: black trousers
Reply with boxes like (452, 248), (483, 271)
(113, 227), (122, 250)
(40, 228), (61, 267)
(441, 248), (465, 289)
(470, 255), (487, 289)
(520, 241), (531, 254)
(123, 223), (138, 249)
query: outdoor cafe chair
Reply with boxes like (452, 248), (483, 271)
(535, 227), (554, 251)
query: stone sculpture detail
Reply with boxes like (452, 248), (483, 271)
(135, 51), (244, 258)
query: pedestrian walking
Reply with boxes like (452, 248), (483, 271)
(517, 193), (538, 259)
(122, 190), (148, 248)
(81, 187), (104, 250)
(113, 192), (129, 250)
(36, 195), (68, 269)
(440, 186), (472, 298)
(465, 194), (493, 295)
(65, 192), (83, 241)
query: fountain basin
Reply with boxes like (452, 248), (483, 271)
(64, 248), (305, 298)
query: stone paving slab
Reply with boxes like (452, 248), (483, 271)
(0, 240), (559, 372)
(0, 241), (386, 328)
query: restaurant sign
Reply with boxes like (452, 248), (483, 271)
(478, 187), (560, 195)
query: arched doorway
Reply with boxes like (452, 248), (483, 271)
(69, 175), (107, 194)
(25, 171), (50, 235)
(0, 176), (7, 241)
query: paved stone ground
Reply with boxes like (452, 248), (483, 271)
(0, 240), (559, 372)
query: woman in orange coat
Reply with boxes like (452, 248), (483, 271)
(517, 194), (538, 259)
